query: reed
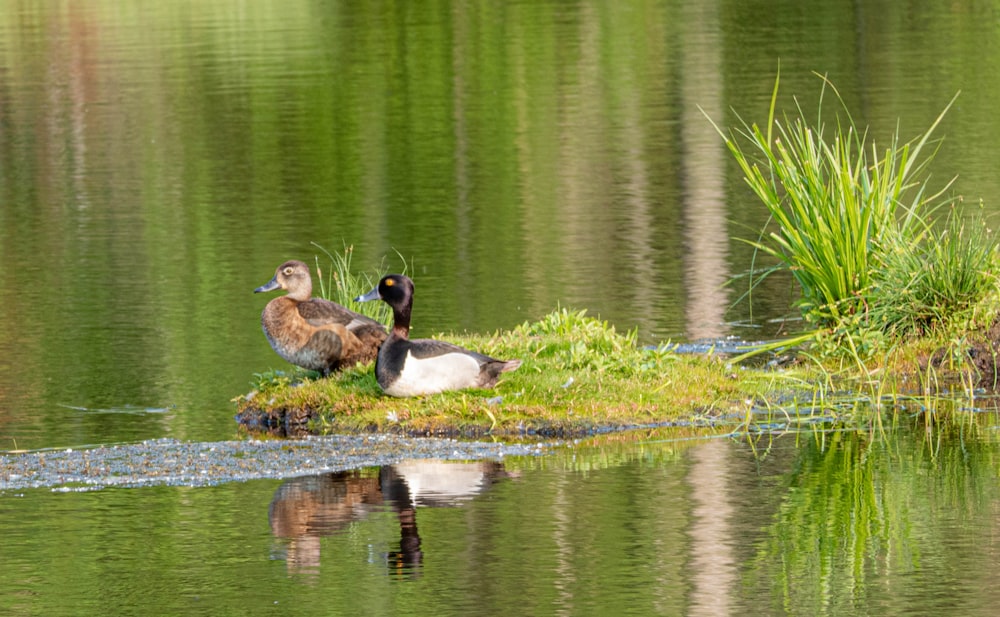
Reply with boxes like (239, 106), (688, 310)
(311, 241), (407, 325)
(707, 73), (958, 326)
(707, 73), (1000, 373)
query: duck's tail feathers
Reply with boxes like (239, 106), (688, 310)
(499, 359), (522, 373)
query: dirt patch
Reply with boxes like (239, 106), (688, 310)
(922, 316), (1000, 390)
(969, 316), (1000, 389)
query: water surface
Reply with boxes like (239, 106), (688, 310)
(3, 0), (1000, 448)
(3, 1), (1000, 614)
(4, 423), (1000, 616)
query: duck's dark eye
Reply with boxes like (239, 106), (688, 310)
(283, 267), (294, 276)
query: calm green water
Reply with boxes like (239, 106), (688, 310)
(3, 422), (1000, 616)
(3, 1), (1000, 614)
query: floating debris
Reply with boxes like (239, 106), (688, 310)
(58, 404), (173, 415)
(0, 436), (551, 492)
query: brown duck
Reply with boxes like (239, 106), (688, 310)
(254, 260), (387, 375)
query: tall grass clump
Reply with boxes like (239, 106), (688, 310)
(706, 72), (998, 362)
(707, 73), (957, 326)
(310, 242), (408, 325)
(869, 203), (999, 337)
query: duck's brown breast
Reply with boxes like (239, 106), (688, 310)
(261, 297), (312, 356)
(261, 297), (383, 374)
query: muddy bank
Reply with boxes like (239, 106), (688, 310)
(0, 435), (551, 492)
(235, 401), (694, 440)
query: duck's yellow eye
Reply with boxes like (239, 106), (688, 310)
(384, 278), (395, 287)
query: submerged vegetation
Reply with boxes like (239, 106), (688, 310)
(239, 75), (1000, 438)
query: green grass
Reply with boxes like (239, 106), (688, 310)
(706, 72), (957, 326)
(707, 72), (998, 370)
(869, 203), (1000, 338)
(309, 241), (408, 324)
(235, 308), (802, 437)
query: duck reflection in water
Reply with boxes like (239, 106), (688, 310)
(268, 460), (512, 578)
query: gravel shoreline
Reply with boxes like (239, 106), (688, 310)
(0, 435), (552, 492)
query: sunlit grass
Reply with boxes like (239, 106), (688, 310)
(236, 308), (810, 437)
(707, 72), (999, 386)
(310, 241), (409, 325)
(706, 72), (958, 326)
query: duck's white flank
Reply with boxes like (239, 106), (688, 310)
(383, 350), (482, 397)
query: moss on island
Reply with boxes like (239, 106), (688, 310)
(234, 308), (805, 438)
(235, 306), (1000, 438)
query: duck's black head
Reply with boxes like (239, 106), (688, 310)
(379, 274), (413, 305)
(355, 274), (414, 330)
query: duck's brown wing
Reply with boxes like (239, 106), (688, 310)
(297, 298), (384, 330)
(303, 329), (346, 375)
(299, 299), (386, 370)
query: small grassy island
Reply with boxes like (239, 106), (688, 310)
(236, 308), (785, 437)
(236, 75), (1000, 438)
(234, 306), (1000, 438)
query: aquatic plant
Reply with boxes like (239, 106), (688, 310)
(708, 72), (957, 325)
(708, 73), (998, 370)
